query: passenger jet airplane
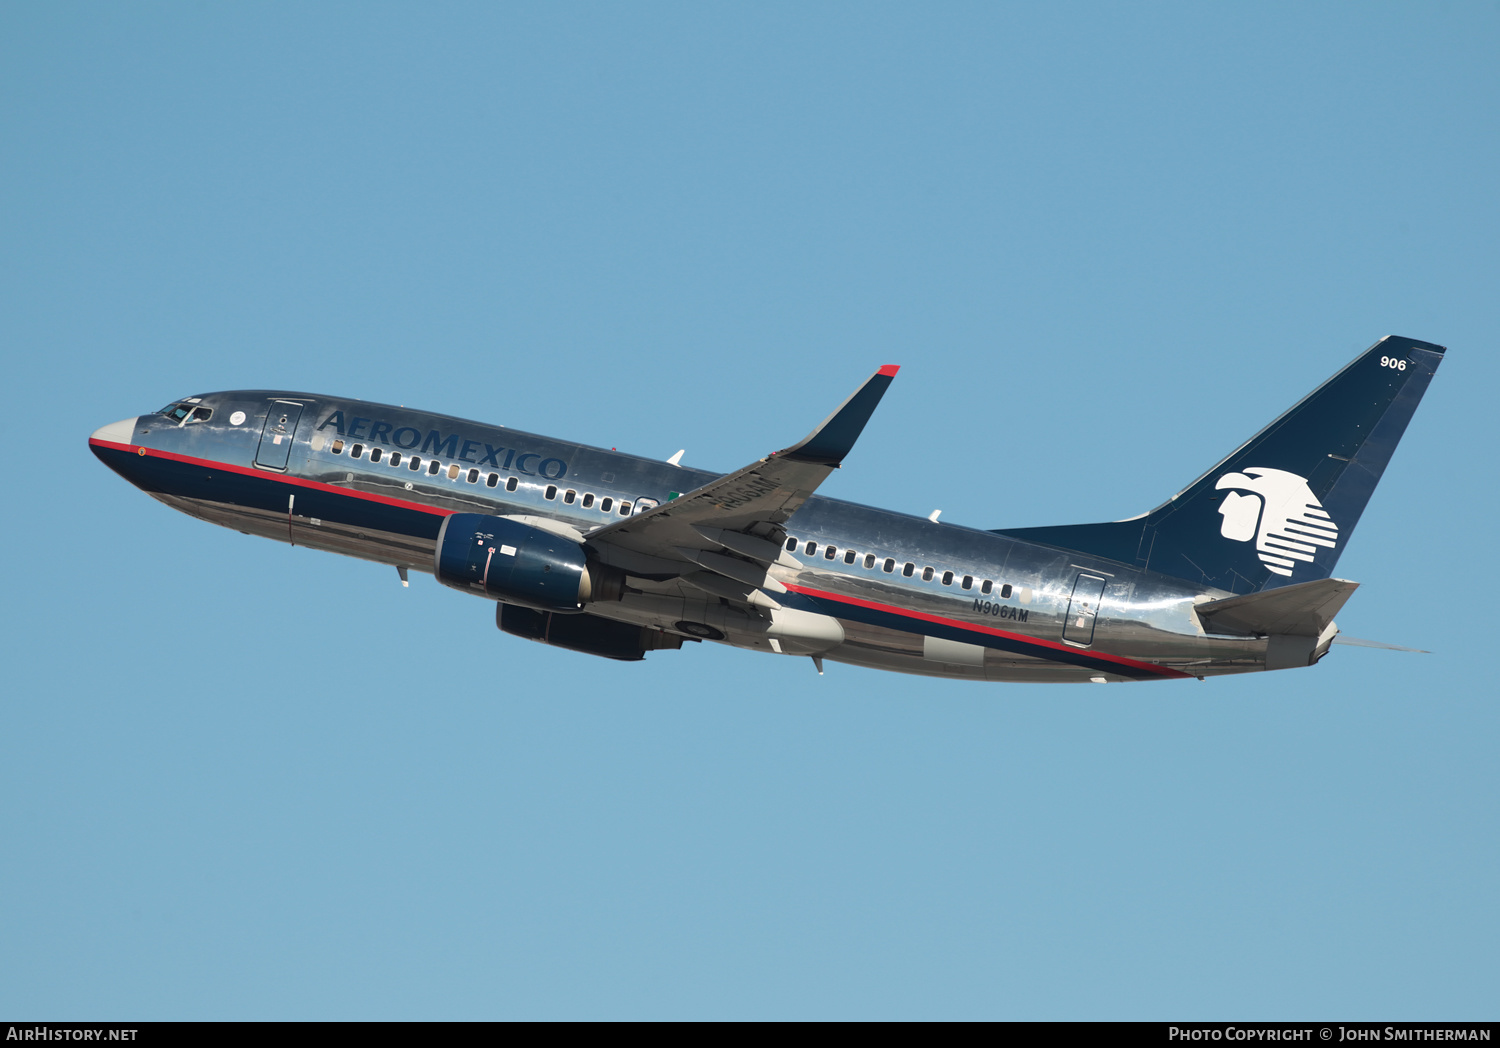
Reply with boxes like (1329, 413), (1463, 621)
(90, 336), (1443, 682)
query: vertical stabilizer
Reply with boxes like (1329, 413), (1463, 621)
(995, 336), (1445, 593)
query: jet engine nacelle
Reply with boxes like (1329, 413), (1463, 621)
(434, 513), (622, 612)
(498, 605), (685, 661)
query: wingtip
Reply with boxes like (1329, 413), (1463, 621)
(877, 364), (900, 377)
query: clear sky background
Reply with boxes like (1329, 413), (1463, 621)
(3, 2), (1497, 1020)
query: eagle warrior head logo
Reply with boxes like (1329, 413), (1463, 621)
(1214, 467), (1339, 576)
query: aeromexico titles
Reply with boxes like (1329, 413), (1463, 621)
(89, 337), (1444, 682)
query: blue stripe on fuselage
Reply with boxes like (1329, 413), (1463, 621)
(89, 443), (447, 542)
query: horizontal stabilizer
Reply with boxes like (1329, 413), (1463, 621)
(1195, 577), (1359, 637)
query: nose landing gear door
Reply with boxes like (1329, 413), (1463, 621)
(255, 401), (305, 471)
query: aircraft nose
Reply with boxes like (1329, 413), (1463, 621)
(90, 417), (139, 446)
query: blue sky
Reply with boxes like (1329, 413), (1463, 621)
(3, 2), (1496, 1019)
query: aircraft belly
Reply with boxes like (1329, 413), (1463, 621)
(815, 617), (1104, 681)
(158, 494), (437, 570)
(825, 617), (1264, 681)
(593, 585), (1166, 682)
(96, 439), (457, 572)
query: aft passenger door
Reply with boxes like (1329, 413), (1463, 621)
(1063, 573), (1108, 646)
(254, 401), (304, 471)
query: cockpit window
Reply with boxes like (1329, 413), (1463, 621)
(157, 401), (213, 424)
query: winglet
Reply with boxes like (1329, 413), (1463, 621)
(779, 365), (900, 465)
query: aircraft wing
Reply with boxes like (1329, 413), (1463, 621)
(584, 366), (899, 602)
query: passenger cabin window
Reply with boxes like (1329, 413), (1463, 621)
(389, 452), (401, 467)
(409, 456), (422, 471)
(942, 570), (954, 586)
(844, 550), (857, 565)
(962, 575), (973, 590)
(467, 468), (479, 484)
(921, 566), (934, 582)
(619, 501), (631, 515)
(981, 580), (993, 595)
(486, 473), (499, 488)
(804, 541), (817, 556)
(864, 554), (876, 569)
(545, 485), (557, 500)
(370, 448), (382, 463)
(447, 465), (460, 480)
(902, 562), (915, 577)
(507, 477), (519, 493)
(428, 460), (441, 476)
(564, 490), (576, 504)
(351, 443), (365, 459)
(600, 497), (613, 513)
(331, 440), (345, 454)
(883, 558), (895, 573)
(1001, 583), (1013, 599)
(824, 546), (837, 560)
(582, 493), (595, 508)
(785, 538), (797, 552)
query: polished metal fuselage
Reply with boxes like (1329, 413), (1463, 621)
(96, 391), (1276, 683)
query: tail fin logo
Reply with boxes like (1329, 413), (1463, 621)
(1214, 467), (1339, 576)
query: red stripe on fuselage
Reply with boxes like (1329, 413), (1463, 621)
(88, 438), (453, 517)
(784, 582), (1192, 679)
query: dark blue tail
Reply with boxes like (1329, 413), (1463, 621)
(995, 336), (1446, 593)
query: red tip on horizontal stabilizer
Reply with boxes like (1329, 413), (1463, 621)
(877, 365), (900, 377)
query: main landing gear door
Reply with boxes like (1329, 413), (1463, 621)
(255, 401), (305, 471)
(1063, 573), (1108, 647)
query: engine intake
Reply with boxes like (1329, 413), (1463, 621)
(434, 513), (622, 612)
